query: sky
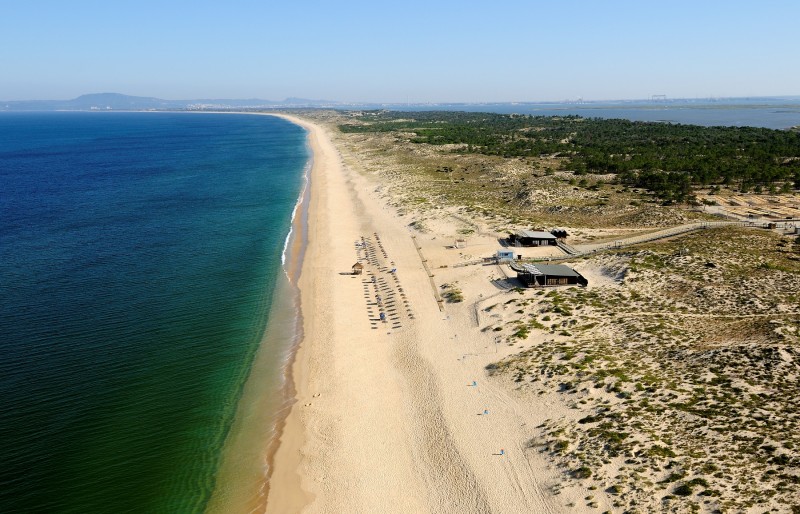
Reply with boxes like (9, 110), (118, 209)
(1, 0), (799, 103)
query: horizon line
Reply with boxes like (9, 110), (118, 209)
(3, 92), (800, 105)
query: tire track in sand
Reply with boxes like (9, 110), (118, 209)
(392, 330), (493, 513)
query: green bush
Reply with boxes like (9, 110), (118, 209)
(673, 483), (693, 496)
(572, 466), (593, 479)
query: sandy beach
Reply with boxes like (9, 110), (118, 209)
(264, 115), (588, 513)
(256, 112), (800, 514)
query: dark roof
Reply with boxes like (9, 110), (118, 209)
(514, 230), (556, 239)
(514, 263), (581, 277)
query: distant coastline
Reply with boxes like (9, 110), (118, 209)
(4, 93), (800, 130)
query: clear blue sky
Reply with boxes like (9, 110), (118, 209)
(1, 0), (798, 102)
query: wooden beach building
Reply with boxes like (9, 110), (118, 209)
(508, 230), (557, 247)
(352, 262), (364, 275)
(510, 263), (588, 287)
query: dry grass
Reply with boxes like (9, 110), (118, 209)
(487, 227), (800, 512)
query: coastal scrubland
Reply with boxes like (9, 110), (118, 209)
(281, 110), (799, 512)
(338, 110), (800, 202)
(487, 227), (800, 512)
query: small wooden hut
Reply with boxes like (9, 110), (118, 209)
(352, 262), (364, 275)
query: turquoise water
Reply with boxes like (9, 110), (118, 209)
(0, 112), (308, 513)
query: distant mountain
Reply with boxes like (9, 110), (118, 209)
(0, 93), (340, 111)
(3, 93), (799, 112)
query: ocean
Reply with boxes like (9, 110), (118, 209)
(0, 112), (308, 513)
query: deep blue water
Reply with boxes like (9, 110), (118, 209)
(0, 112), (307, 513)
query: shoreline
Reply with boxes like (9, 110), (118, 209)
(206, 113), (312, 514)
(260, 113), (318, 512)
